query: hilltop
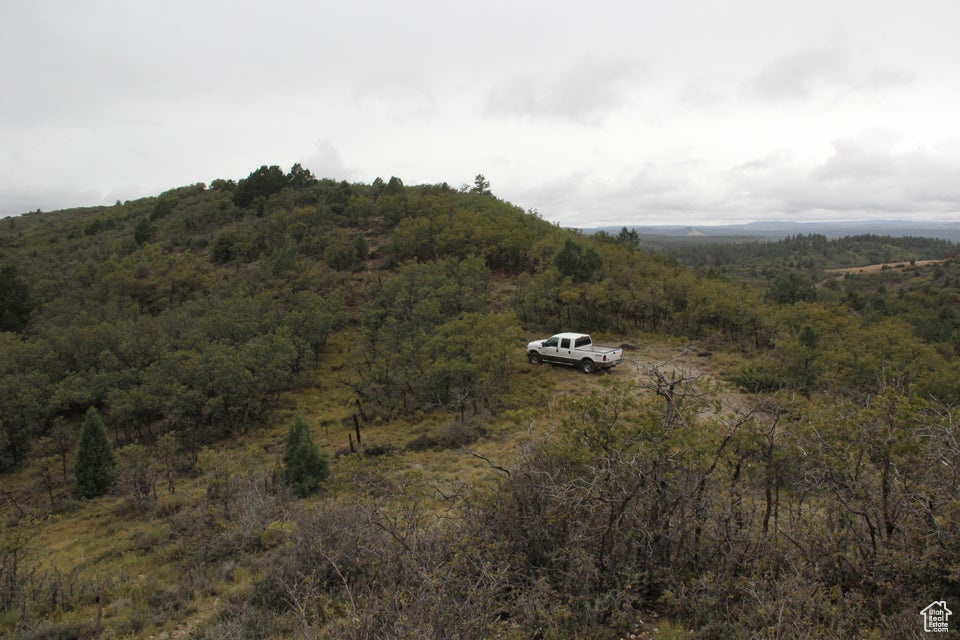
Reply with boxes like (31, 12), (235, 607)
(1, 167), (959, 638)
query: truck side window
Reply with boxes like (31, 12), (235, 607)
(544, 337), (559, 348)
(560, 338), (570, 349)
(575, 336), (590, 348)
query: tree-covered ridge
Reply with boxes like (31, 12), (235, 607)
(3, 169), (960, 470)
(823, 258), (960, 353)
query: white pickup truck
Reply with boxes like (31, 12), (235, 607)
(527, 332), (623, 373)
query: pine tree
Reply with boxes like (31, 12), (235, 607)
(282, 416), (329, 497)
(75, 407), (116, 498)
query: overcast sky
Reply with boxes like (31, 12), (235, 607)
(2, 0), (960, 227)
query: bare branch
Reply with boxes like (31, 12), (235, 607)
(463, 450), (511, 478)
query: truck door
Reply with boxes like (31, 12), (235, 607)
(560, 337), (571, 361)
(542, 336), (560, 362)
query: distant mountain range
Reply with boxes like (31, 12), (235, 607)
(585, 220), (960, 242)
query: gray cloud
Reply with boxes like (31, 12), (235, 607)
(509, 130), (960, 227)
(484, 57), (647, 124)
(351, 78), (438, 122)
(749, 47), (844, 100)
(746, 44), (914, 101)
(509, 159), (730, 227)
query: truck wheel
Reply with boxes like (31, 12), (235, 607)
(580, 359), (595, 374)
(528, 352), (542, 365)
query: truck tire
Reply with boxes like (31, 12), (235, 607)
(529, 352), (543, 365)
(580, 359), (595, 373)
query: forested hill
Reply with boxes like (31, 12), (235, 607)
(0, 168), (555, 469)
(2, 166), (960, 638)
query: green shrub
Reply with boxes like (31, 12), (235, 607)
(732, 362), (786, 392)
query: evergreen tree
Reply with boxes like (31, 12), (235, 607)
(75, 407), (115, 498)
(384, 176), (404, 194)
(282, 416), (328, 497)
(286, 162), (317, 189)
(133, 218), (154, 246)
(470, 173), (491, 194)
(232, 164), (289, 209)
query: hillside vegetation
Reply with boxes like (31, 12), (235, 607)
(1, 168), (959, 639)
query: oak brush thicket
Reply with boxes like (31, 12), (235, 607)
(0, 167), (958, 638)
